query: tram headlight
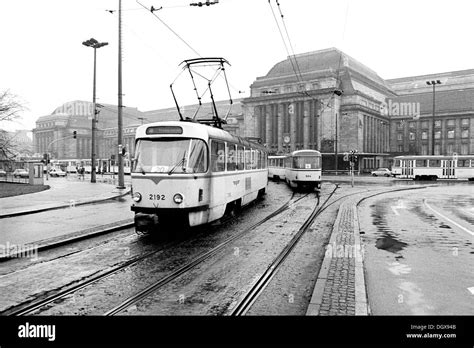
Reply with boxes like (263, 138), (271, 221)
(132, 192), (142, 202)
(173, 193), (184, 204)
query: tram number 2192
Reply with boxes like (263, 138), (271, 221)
(149, 194), (165, 200)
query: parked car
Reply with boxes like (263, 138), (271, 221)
(371, 168), (392, 177)
(13, 169), (29, 178)
(0, 169), (6, 177)
(49, 168), (66, 177)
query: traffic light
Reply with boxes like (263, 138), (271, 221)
(73, 131), (77, 139)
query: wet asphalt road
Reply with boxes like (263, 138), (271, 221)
(358, 183), (474, 315)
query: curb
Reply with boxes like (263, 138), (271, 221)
(0, 189), (130, 219)
(0, 219), (134, 262)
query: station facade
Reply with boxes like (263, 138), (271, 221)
(241, 48), (474, 171)
(32, 48), (473, 172)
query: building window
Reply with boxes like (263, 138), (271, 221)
(421, 131), (428, 140)
(397, 145), (403, 152)
(434, 144), (441, 155)
(397, 121), (404, 129)
(421, 144), (428, 155)
(434, 120), (442, 128)
(461, 118), (470, 127)
(461, 129), (469, 138)
(461, 143), (469, 155)
(397, 133), (403, 141)
(421, 121), (428, 129)
(447, 130), (455, 139)
(409, 122), (415, 128)
(447, 119), (455, 127)
(409, 132), (415, 141)
(435, 131), (441, 139)
(447, 144), (454, 155)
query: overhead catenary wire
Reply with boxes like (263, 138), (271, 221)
(268, 0), (352, 113)
(135, 0), (201, 57)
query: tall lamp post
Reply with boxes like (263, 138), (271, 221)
(82, 38), (108, 183)
(333, 88), (343, 174)
(426, 80), (441, 155)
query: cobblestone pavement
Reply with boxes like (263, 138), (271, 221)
(306, 197), (368, 316)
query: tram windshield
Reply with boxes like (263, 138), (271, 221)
(293, 155), (320, 169)
(133, 138), (208, 174)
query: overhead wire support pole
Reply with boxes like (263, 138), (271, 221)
(117, 0), (125, 189)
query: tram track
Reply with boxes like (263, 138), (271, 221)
(103, 190), (316, 316)
(230, 184), (433, 315)
(5, 189), (305, 316)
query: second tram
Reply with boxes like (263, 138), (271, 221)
(284, 150), (322, 190)
(392, 155), (474, 180)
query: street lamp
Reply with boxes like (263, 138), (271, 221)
(82, 38), (108, 183)
(426, 80), (441, 155)
(333, 88), (343, 174)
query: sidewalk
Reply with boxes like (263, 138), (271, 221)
(306, 198), (368, 316)
(0, 176), (130, 218)
(0, 177), (134, 257)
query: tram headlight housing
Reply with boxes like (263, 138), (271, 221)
(173, 193), (184, 204)
(132, 192), (142, 202)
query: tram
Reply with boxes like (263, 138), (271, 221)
(392, 155), (474, 180)
(284, 150), (322, 190)
(268, 155), (286, 181)
(130, 121), (268, 231)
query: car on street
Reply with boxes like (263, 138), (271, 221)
(371, 168), (392, 177)
(13, 169), (29, 178)
(49, 168), (66, 177)
(0, 169), (6, 177)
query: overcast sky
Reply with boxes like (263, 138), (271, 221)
(1, 0), (473, 131)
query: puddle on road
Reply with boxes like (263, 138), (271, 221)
(371, 200), (409, 253)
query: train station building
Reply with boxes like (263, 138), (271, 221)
(32, 47), (474, 172)
(241, 47), (474, 172)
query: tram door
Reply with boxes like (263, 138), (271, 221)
(401, 160), (414, 178)
(441, 160), (455, 179)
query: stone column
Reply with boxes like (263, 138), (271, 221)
(265, 104), (272, 148)
(303, 100), (310, 148)
(277, 103), (283, 153)
(289, 102), (296, 151)
(254, 105), (260, 141)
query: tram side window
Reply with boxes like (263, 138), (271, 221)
(211, 140), (225, 172)
(429, 159), (441, 167)
(226, 143), (237, 171)
(257, 151), (262, 169)
(250, 150), (258, 170)
(236, 145), (245, 170)
(245, 149), (251, 170)
(416, 160), (427, 167)
(457, 159), (469, 167)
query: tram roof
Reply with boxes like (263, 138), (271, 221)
(135, 121), (267, 151)
(289, 150), (321, 157)
(393, 155), (474, 160)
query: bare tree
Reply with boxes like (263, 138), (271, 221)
(0, 90), (27, 160)
(0, 89), (25, 123)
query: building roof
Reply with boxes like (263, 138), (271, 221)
(390, 88), (474, 115)
(387, 69), (474, 95)
(251, 47), (393, 93)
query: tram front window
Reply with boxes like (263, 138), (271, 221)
(133, 138), (208, 174)
(293, 156), (320, 169)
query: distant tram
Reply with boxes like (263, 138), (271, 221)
(268, 155), (286, 181)
(285, 150), (322, 190)
(392, 155), (474, 180)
